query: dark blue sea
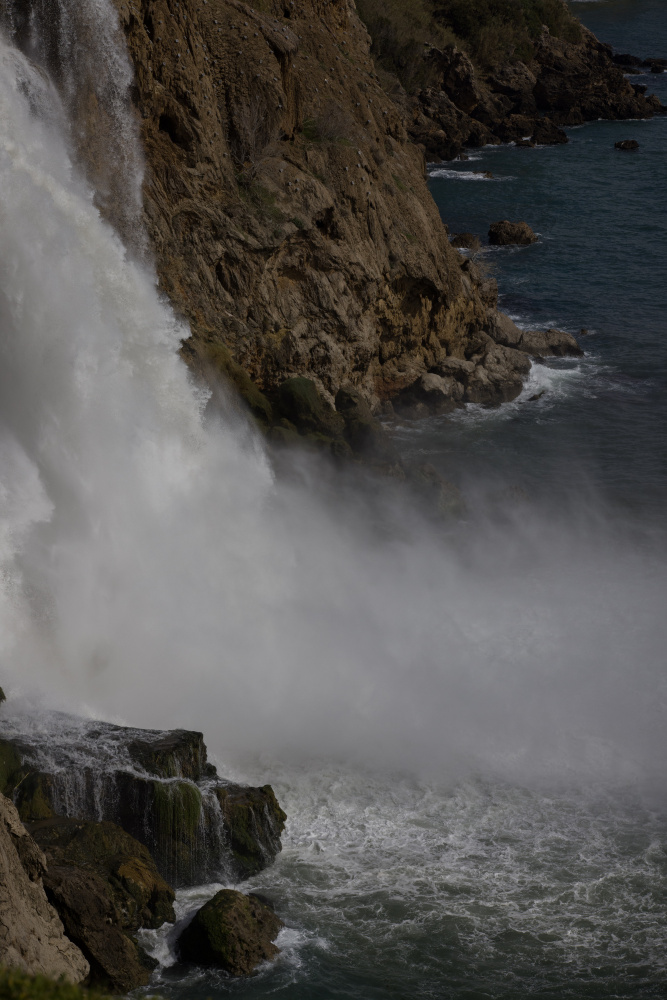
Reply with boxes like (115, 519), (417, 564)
(137, 4), (667, 1000)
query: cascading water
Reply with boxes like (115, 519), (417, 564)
(1, 0), (667, 995)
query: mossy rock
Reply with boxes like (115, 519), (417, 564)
(274, 377), (344, 438)
(335, 386), (392, 459)
(127, 729), (215, 781)
(206, 343), (273, 425)
(215, 784), (286, 877)
(177, 889), (283, 975)
(29, 817), (175, 931)
(0, 738), (28, 799)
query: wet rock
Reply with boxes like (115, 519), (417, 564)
(531, 118), (568, 145)
(488, 220), (538, 246)
(394, 373), (463, 420)
(42, 865), (154, 992)
(0, 687), (5, 705)
(274, 378), (344, 439)
(406, 463), (465, 518)
(518, 329), (583, 358)
(0, 718), (286, 887)
(450, 233), (481, 251)
(177, 889), (283, 975)
(488, 314), (583, 358)
(0, 794), (89, 983)
(215, 785), (286, 878)
(615, 139), (639, 150)
(29, 818), (175, 932)
(465, 342), (531, 405)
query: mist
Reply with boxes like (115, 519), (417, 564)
(1, 6), (666, 797)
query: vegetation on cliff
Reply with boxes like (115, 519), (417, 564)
(0, 970), (109, 1000)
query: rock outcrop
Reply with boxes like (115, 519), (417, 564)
(0, 794), (89, 983)
(488, 220), (538, 246)
(358, 0), (665, 163)
(0, 716), (285, 886)
(178, 889), (283, 975)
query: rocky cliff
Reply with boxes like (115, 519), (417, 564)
(0, 794), (89, 983)
(358, 0), (664, 159)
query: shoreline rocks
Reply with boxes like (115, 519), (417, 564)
(488, 220), (538, 246)
(177, 889), (283, 975)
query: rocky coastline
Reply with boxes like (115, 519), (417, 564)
(0, 700), (286, 988)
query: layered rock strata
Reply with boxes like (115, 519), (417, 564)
(0, 718), (285, 886)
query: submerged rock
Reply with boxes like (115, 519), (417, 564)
(488, 220), (538, 246)
(177, 889), (283, 975)
(615, 139), (639, 150)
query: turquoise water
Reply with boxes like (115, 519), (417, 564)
(139, 5), (667, 1000)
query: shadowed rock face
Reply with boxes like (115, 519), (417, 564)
(0, 794), (89, 983)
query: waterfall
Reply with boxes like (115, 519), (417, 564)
(0, 0), (666, 793)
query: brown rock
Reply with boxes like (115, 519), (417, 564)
(518, 329), (583, 358)
(450, 233), (481, 251)
(177, 889), (283, 975)
(488, 220), (538, 246)
(0, 794), (89, 983)
(394, 373), (463, 419)
(465, 342), (531, 405)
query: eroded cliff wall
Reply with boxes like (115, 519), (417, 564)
(109, 0), (494, 414)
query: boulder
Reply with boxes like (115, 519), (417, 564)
(0, 794), (89, 983)
(519, 329), (583, 358)
(43, 865), (154, 992)
(394, 373), (463, 420)
(465, 343), (531, 405)
(450, 233), (481, 251)
(0, 718), (286, 887)
(406, 464), (465, 518)
(29, 818), (175, 931)
(488, 220), (538, 246)
(177, 889), (283, 975)
(615, 139), (639, 150)
(214, 784), (286, 878)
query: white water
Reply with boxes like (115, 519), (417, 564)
(0, 0), (666, 805)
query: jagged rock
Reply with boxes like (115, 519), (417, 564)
(335, 386), (390, 458)
(0, 794), (89, 983)
(532, 118), (568, 145)
(450, 233), (481, 251)
(488, 314), (582, 357)
(406, 463), (464, 518)
(488, 221), (538, 246)
(0, 718), (285, 887)
(465, 343), (531, 405)
(0, 687), (5, 705)
(215, 785), (286, 878)
(394, 373), (463, 419)
(177, 889), (283, 975)
(43, 866), (154, 992)
(29, 818), (175, 931)
(615, 139), (639, 150)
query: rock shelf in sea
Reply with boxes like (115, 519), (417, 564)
(0, 705), (287, 987)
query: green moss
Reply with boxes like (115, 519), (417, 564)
(239, 182), (285, 224)
(153, 781), (202, 842)
(0, 969), (111, 1000)
(0, 740), (25, 798)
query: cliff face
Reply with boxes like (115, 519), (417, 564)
(0, 794), (89, 983)
(108, 0), (493, 415)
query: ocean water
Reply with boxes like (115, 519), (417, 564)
(409, 2), (667, 523)
(0, 1), (665, 999)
